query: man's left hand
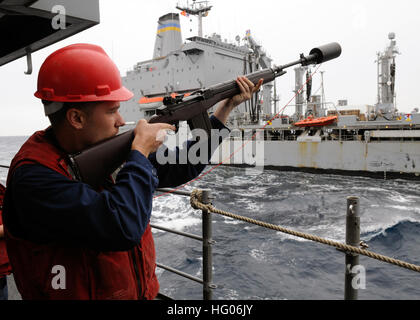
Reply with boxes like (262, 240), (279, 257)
(228, 76), (263, 108)
(214, 76), (263, 124)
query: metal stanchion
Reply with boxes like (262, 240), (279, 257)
(344, 196), (360, 300)
(201, 189), (214, 300)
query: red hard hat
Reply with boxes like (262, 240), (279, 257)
(34, 43), (133, 102)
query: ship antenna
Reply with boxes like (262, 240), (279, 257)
(320, 71), (326, 114)
(176, 0), (212, 37)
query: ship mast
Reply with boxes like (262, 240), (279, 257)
(375, 32), (400, 117)
(176, 0), (212, 37)
(320, 71), (326, 117)
(293, 66), (307, 120)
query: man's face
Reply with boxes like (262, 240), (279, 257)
(81, 101), (125, 146)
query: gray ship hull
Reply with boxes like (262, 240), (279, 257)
(211, 138), (420, 179)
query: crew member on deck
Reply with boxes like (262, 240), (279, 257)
(2, 43), (261, 299)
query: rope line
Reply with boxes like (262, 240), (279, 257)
(190, 189), (420, 274)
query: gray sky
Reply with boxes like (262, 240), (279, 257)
(1, 0), (419, 136)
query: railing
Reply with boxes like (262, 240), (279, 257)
(158, 187), (420, 300)
(152, 188), (215, 300)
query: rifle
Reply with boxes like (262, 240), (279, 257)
(68, 42), (342, 188)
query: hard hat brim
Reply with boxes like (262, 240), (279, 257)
(35, 85), (134, 103)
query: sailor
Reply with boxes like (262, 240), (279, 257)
(0, 183), (11, 300)
(2, 43), (261, 299)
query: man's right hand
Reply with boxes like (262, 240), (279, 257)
(131, 119), (176, 157)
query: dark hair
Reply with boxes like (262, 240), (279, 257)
(42, 100), (96, 128)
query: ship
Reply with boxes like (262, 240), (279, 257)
(119, 1), (420, 180)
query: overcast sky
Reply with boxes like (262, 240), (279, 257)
(1, 0), (419, 136)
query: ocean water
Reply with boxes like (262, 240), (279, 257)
(1, 136), (420, 300)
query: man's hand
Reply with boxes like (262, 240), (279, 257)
(131, 120), (176, 157)
(229, 76), (263, 108)
(214, 76), (263, 124)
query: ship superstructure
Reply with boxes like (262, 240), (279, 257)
(120, 0), (273, 125)
(375, 32), (399, 119)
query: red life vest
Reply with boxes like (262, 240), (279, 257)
(0, 183), (12, 277)
(4, 129), (159, 299)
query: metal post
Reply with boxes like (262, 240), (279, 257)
(198, 11), (203, 37)
(24, 50), (32, 75)
(344, 196), (360, 300)
(201, 189), (213, 300)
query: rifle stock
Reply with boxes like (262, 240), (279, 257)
(69, 42), (342, 188)
(68, 130), (134, 188)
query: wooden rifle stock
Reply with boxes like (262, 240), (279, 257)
(68, 130), (134, 189)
